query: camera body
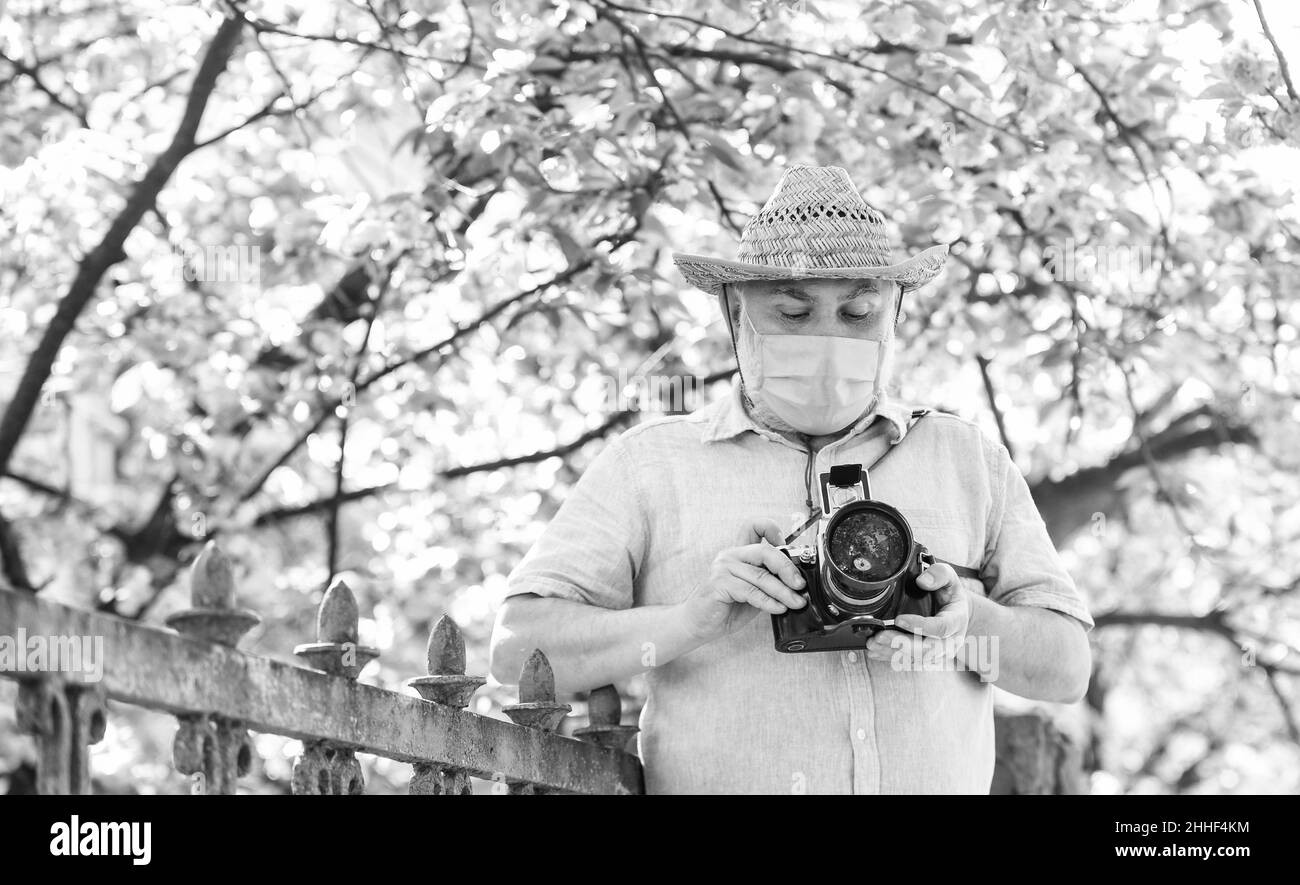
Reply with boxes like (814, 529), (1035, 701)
(772, 463), (938, 653)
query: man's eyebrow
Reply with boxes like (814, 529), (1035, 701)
(771, 285), (813, 302)
(768, 282), (890, 302)
(844, 282), (888, 301)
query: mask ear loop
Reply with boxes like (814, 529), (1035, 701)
(864, 281), (899, 424)
(720, 283), (739, 345)
(721, 283), (746, 396)
(722, 283), (760, 423)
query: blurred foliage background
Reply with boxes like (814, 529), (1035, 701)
(1, 0), (1298, 794)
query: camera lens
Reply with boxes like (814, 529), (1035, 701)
(826, 507), (908, 582)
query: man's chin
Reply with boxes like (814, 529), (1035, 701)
(807, 398), (880, 438)
(745, 397), (878, 439)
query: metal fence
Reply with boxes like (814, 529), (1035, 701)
(0, 541), (642, 795)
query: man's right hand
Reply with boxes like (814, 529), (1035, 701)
(676, 518), (808, 643)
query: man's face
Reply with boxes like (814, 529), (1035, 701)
(729, 277), (900, 341)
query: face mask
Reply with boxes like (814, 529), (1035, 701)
(736, 307), (887, 436)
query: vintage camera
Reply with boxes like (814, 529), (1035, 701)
(772, 463), (940, 653)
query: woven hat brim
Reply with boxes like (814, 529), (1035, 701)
(671, 244), (948, 297)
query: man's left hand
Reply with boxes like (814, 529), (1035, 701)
(864, 562), (971, 669)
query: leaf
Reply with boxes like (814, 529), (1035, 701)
(550, 228), (587, 266)
(974, 15), (998, 44)
(591, 270), (617, 296)
(528, 55), (569, 75)
(1113, 208), (1150, 234)
(409, 18), (439, 42)
(957, 68), (993, 99)
(701, 135), (746, 172)
(909, 0), (945, 20)
(1196, 82), (1238, 101)
(801, 2), (831, 23)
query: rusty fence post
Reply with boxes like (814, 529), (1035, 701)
(501, 649), (571, 794)
(990, 709), (1084, 795)
(165, 542), (259, 795)
(573, 684), (638, 753)
(291, 578), (377, 795)
(405, 615), (486, 795)
(15, 678), (106, 794)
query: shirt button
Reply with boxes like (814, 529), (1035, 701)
(846, 652), (858, 663)
(856, 728), (867, 741)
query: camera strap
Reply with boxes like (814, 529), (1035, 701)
(902, 409), (982, 580)
(781, 407), (983, 582)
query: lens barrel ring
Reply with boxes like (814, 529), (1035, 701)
(819, 500), (917, 615)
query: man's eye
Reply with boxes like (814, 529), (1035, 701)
(780, 312), (810, 321)
(843, 311), (874, 322)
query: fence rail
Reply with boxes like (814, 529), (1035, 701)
(0, 542), (643, 795)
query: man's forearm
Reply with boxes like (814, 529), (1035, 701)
(490, 595), (702, 694)
(960, 594), (1092, 703)
(493, 591), (1092, 701)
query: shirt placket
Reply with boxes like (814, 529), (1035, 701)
(817, 434), (881, 795)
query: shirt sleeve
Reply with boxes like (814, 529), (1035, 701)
(504, 432), (647, 611)
(981, 440), (1094, 631)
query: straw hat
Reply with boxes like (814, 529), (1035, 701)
(672, 164), (948, 297)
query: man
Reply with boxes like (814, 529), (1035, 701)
(490, 164), (1093, 794)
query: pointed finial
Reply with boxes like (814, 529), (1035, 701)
(586, 684), (621, 727)
(573, 683), (639, 752)
(426, 615), (466, 676)
(295, 578), (377, 678)
(518, 649), (556, 704)
(406, 613), (483, 707)
(317, 579), (359, 644)
(167, 543), (260, 646)
(191, 541), (234, 609)
(502, 648), (571, 732)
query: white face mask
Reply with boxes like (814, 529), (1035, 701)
(736, 307), (887, 436)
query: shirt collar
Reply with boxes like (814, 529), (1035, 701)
(702, 379), (918, 446)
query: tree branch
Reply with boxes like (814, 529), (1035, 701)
(0, 12), (246, 478)
(0, 510), (38, 592)
(248, 372), (738, 530)
(1262, 663), (1300, 744)
(597, 0), (1040, 148)
(1029, 409), (1256, 545)
(234, 260), (591, 505)
(975, 353), (1015, 462)
(234, 176), (661, 507)
(1252, 0), (1300, 105)
(325, 255), (397, 584)
(1093, 608), (1300, 674)
(0, 49), (90, 127)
